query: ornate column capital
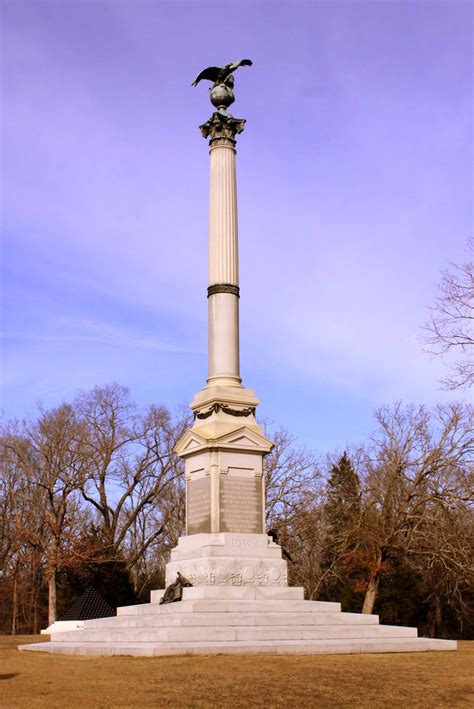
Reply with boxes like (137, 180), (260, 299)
(199, 112), (246, 147)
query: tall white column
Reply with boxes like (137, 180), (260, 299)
(208, 292), (240, 385)
(172, 105), (281, 588)
(207, 135), (241, 386)
(208, 142), (239, 287)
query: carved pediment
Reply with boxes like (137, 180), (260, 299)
(174, 430), (209, 455)
(214, 426), (273, 453)
(176, 424), (273, 457)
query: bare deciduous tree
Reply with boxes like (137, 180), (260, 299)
(359, 402), (473, 615)
(423, 239), (474, 389)
(263, 428), (320, 528)
(411, 502), (474, 637)
(1, 405), (89, 625)
(76, 384), (189, 570)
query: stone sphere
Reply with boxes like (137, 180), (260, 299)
(210, 83), (235, 109)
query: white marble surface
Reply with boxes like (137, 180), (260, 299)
(19, 584), (457, 656)
(41, 620), (84, 635)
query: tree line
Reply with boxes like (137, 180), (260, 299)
(1, 384), (473, 638)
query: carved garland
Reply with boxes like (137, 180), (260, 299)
(167, 560), (288, 587)
(195, 402), (256, 420)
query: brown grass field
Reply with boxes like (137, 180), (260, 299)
(0, 635), (472, 708)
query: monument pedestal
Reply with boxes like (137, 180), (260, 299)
(165, 533), (288, 587)
(171, 378), (283, 587)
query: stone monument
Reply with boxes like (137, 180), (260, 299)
(19, 62), (456, 656)
(167, 59), (287, 589)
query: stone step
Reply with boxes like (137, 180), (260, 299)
(19, 637), (457, 657)
(53, 623), (417, 644)
(150, 586), (305, 603)
(84, 611), (377, 631)
(117, 599), (343, 616)
(84, 611), (366, 630)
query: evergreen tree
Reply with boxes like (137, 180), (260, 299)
(319, 452), (364, 610)
(325, 452), (361, 533)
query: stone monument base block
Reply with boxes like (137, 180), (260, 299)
(165, 533), (288, 587)
(150, 586), (303, 602)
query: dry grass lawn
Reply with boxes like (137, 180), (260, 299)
(0, 635), (472, 708)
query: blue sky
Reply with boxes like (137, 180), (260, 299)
(1, 0), (472, 451)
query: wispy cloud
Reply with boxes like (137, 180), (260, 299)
(2, 1), (472, 445)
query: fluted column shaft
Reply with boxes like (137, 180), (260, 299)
(207, 139), (241, 386)
(209, 143), (239, 286)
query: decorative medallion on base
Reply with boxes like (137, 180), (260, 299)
(165, 559), (288, 587)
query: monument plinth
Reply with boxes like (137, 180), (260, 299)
(170, 64), (286, 587)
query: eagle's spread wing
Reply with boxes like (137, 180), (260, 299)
(192, 60), (253, 86)
(226, 59), (253, 73)
(191, 66), (221, 87)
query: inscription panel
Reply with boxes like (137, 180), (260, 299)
(220, 475), (263, 533)
(187, 476), (211, 534)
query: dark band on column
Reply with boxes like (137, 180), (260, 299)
(207, 284), (240, 298)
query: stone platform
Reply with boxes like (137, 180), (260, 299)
(19, 586), (456, 657)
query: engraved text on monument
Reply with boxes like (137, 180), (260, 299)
(219, 475), (263, 533)
(187, 476), (211, 534)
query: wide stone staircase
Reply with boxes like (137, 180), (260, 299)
(19, 586), (456, 656)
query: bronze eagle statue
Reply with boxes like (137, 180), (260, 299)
(192, 59), (253, 89)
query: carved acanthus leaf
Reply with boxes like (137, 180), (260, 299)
(199, 112), (246, 144)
